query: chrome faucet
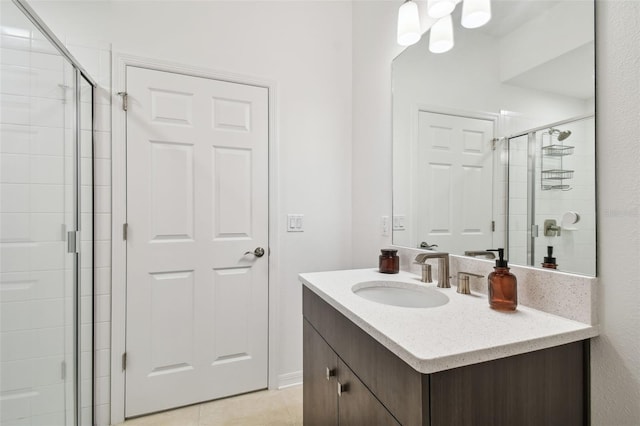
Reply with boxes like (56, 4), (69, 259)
(414, 252), (450, 288)
(419, 242), (438, 250)
(464, 250), (496, 259)
(456, 271), (484, 295)
(413, 261), (433, 283)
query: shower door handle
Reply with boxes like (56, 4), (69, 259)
(67, 230), (79, 253)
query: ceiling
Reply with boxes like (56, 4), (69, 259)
(480, 0), (562, 37)
(504, 41), (595, 100)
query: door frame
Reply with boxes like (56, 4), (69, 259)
(110, 52), (281, 424)
(409, 104), (500, 249)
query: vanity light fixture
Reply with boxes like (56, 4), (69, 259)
(461, 0), (492, 28)
(427, 0), (457, 19)
(429, 14), (455, 53)
(397, 0), (422, 46)
(397, 0), (490, 51)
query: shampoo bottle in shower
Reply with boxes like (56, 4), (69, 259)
(487, 248), (517, 311)
(542, 246), (558, 269)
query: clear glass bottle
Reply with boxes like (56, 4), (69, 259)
(379, 249), (400, 274)
(487, 248), (517, 311)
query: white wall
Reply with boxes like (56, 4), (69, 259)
(28, 1), (353, 424)
(352, 1), (402, 267)
(591, 1), (640, 424)
(352, 1), (640, 424)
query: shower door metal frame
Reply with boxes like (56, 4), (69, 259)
(507, 114), (594, 144)
(526, 131), (537, 265)
(505, 133), (534, 265)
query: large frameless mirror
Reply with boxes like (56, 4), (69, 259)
(392, 0), (596, 276)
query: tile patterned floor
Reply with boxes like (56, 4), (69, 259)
(120, 385), (303, 426)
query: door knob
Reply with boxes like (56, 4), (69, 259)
(244, 247), (265, 258)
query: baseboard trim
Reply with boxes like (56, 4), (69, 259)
(277, 371), (303, 389)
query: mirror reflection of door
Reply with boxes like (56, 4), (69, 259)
(415, 110), (495, 254)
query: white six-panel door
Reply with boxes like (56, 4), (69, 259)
(125, 66), (269, 417)
(416, 111), (494, 254)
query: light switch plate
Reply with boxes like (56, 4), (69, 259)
(393, 215), (406, 231)
(381, 216), (389, 236)
(287, 214), (304, 232)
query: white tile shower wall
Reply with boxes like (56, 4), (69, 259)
(506, 136), (529, 265)
(492, 138), (507, 255)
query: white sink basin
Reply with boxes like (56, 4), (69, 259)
(352, 281), (449, 308)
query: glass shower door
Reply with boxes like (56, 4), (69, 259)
(506, 133), (532, 266)
(0, 1), (94, 424)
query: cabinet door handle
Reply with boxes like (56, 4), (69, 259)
(326, 367), (335, 381)
(337, 381), (346, 396)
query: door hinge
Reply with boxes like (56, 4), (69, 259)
(491, 137), (504, 151)
(491, 221), (495, 232)
(123, 223), (128, 240)
(122, 352), (127, 371)
(67, 230), (78, 253)
(61, 361), (66, 380)
(117, 91), (128, 111)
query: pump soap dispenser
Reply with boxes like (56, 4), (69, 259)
(487, 248), (517, 311)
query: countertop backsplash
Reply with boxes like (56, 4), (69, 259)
(395, 247), (598, 325)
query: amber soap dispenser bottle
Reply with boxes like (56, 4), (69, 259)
(487, 248), (517, 311)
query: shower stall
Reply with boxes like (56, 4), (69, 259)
(507, 114), (596, 276)
(1, 0), (95, 424)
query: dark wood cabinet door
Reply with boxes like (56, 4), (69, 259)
(303, 286), (426, 426)
(303, 320), (338, 426)
(430, 341), (586, 426)
(337, 359), (401, 426)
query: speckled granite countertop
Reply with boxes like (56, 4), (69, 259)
(299, 268), (599, 374)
